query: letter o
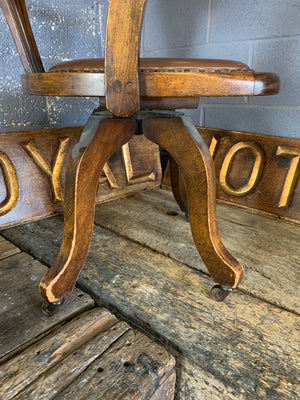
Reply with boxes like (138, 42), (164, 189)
(220, 142), (264, 197)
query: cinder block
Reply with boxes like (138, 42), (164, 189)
(204, 105), (300, 138)
(200, 97), (248, 105)
(209, 0), (300, 42)
(143, 0), (209, 52)
(142, 47), (193, 58)
(0, 14), (17, 57)
(29, 0), (105, 68)
(189, 41), (251, 64)
(0, 90), (48, 132)
(0, 0), (103, 130)
(179, 106), (202, 126)
(46, 97), (99, 127)
(250, 37), (300, 107)
(0, 55), (48, 132)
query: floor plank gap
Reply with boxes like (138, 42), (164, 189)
(1, 189), (299, 399)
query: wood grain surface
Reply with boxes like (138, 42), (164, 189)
(39, 116), (136, 302)
(201, 128), (300, 224)
(93, 189), (300, 314)
(0, 126), (161, 229)
(4, 188), (299, 313)
(2, 191), (299, 399)
(143, 115), (244, 289)
(105, 0), (147, 116)
(55, 329), (175, 400)
(21, 70), (280, 98)
(164, 128), (300, 224)
(0, 239), (94, 363)
(0, 237), (20, 260)
(0, 308), (176, 400)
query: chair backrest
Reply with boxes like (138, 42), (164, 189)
(0, 0), (44, 73)
(105, 0), (148, 117)
(0, 0), (148, 117)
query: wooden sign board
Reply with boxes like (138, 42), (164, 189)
(0, 127), (161, 229)
(164, 128), (300, 225)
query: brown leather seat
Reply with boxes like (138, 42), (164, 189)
(46, 58), (255, 106)
(49, 58), (251, 73)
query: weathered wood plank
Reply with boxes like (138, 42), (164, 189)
(0, 308), (126, 399)
(199, 128), (300, 224)
(163, 128), (300, 225)
(74, 223), (300, 399)
(93, 189), (300, 314)
(14, 322), (130, 400)
(55, 329), (176, 400)
(0, 127), (161, 229)
(0, 252), (94, 362)
(175, 356), (247, 400)
(6, 189), (300, 314)
(2, 194), (299, 399)
(13, 322), (132, 400)
(1, 307), (175, 400)
(2, 309), (127, 400)
(0, 237), (20, 259)
(149, 372), (177, 400)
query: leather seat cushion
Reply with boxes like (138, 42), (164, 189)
(49, 58), (251, 73)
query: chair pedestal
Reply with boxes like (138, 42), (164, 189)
(40, 110), (244, 306)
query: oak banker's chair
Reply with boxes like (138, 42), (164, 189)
(1, 0), (279, 312)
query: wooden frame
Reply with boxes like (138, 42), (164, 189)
(21, 71), (279, 98)
(105, 0), (147, 116)
(0, 0), (281, 305)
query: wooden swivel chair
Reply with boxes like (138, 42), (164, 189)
(1, 0), (279, 311)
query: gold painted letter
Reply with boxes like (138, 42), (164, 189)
(220, 142), (264, 196)
(0, 152), (19, 216)
(21, 137), (69, 203)
(122, 143), (155, 185)
(99, 163), (119, 189)
(276, 146), (300, 208)
(209, 136), (219, 159)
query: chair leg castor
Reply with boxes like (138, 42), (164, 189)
(41, 298), (65, 316)
(209, 285), (233, 302)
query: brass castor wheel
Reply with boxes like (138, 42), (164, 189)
(209, 285), (233, 302)
(41, 298), (65, 316)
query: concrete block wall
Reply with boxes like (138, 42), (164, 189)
(143, 0), (300, 138)
(0, 0), (299, 138)
(0, 0), (108, 132)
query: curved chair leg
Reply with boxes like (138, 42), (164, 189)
(169, 155), (189, 219)
(143, 114), (244, 290)
(40, 112), (136, 303)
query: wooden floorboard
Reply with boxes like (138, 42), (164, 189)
(0, 250), (94, 363)
(0, 237), (20, 260)
(55, 327), (176, 400)
(93, 189), (300, 314)
(81, 230), (299, 400)
(1, 308), (176, 400)
(1, 189), (299, 399)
